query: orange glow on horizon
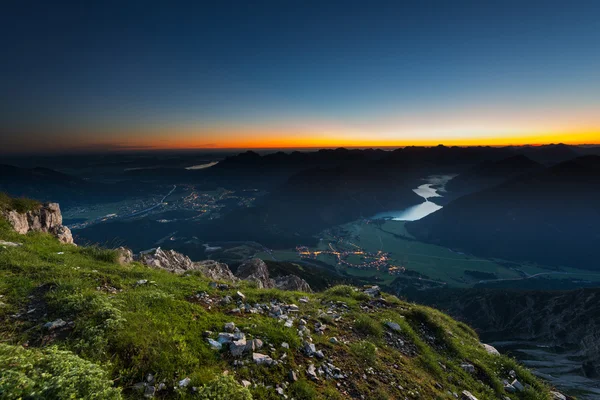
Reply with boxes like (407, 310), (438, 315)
(2, 126), (599, 154)
(125, 129), (600, 150)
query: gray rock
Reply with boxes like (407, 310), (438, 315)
(207, 338), (222, 350)
(363, 285), (380, 297)
(0, 240), (22, 247)
(2, 202), (75, 244)
(281, 342), (290, 349)
(236, 259), (274, 289)
(43, 318), (67, 331)
(307, 364), (318, 380)
(504, 384), (516, 393)
(144, 385), (156, 398)
(116, 247), (133, 264)
(314, 350), (324, 359)
(252, 352), (273, 365)
(224, 322), (236, 332)
(273, 275), (312, 292)
(195, 260), (237, 282)
(461, 391), (478, 400)
(460, 363), (475, 374)
(302, 341), (316, 356)
(551, 391), (567, 400)
(385, 321), (402, 332)
(217, 332), (234, 344)
(329, 337), (339, 344)
(481, 343), (500, 355)
(230, 338), (247, 357)
(138, 248), (195, 274)
(288, 370), (298, 382)
(241, 380), (251, 388)
(511, 379), (524, 392)
(178, 377), (191, 388)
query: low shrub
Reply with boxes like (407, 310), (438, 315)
(0, 343), (121, 399)
(349, 340), (377, 365)
(196, 374), (252, 400)
(354, 315), (383, 337)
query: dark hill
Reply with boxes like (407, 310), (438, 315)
(407, 155), (600, 270)
(445, 155), (543, 197)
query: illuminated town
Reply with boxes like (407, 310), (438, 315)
(296, 241), (405, 274)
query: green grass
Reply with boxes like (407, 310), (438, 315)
(0, 215), (553, 400)
(0, 192), (41, 213)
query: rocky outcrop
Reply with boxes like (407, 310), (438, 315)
(138, 247), (195, 273)
(236, 258), (274, 289)
(137, 252), (311, 292)
(273, 275), (312, 292)
(2, 202), (74, 244)
(236, 258), (312, 292)
(195, 260), (238, 282)
(138, 247), (237, 282)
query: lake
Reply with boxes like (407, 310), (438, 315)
(371, 175), (454, 221)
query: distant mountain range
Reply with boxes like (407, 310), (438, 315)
(407, 155), (600, 270)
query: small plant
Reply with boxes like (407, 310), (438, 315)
(353, 315), (383, 337)
(349, 340), (377, 365)
(80, 246), (118, 263)
(196, 374), (252, 400)
(0, 193), (41, 213)
(289, 379), (318, 400)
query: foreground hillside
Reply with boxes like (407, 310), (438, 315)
(0, 204), (555, 399)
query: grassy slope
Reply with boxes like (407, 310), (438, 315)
(0, 192), (41, 213)
(0, 218), (551, 399)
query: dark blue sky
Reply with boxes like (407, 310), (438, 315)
(1, 0), (599, 153)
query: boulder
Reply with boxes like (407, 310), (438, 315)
(116, 247), (133, 264)
(273, 275), (312, 292)
(50, 225), (74, 244)
(302, 341), (316, 356)
(511, 379), (524, 392)
(252, 352), (273, 365)
(195, 260), (238, 282)
(236, 258), (312, 292)
(230, 338), (247, 357)
(363, 285), (381, 297)
(481, 343), (500, 356)
(138, 248), (195, 274)
(236, 258), (274, 289)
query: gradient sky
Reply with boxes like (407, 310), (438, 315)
(1, 0), (599, 153)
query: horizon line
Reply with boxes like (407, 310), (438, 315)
(2, 142), (600, 157)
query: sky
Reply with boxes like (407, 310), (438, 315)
(1, 0), (599, 154)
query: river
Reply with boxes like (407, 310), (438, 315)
(371, 175), (454, 221)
